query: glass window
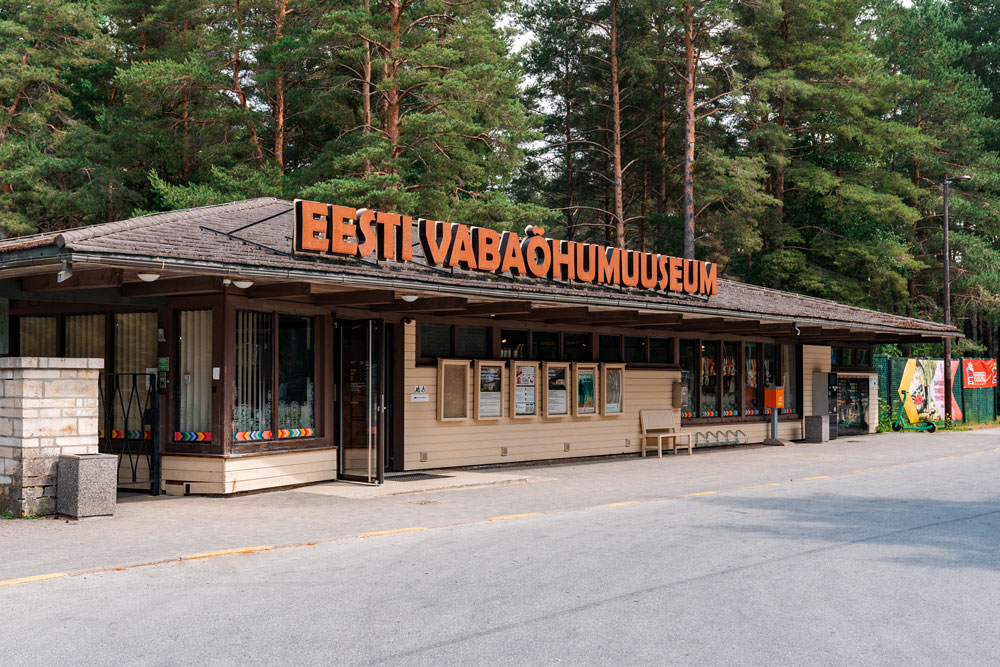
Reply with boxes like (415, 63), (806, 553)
(177, 310), (212, 436)
(722, 341), (738, 416)
(65, 314), (105, 358)
(701, 341), (719, 417)
(599, 335), (622, 362)
(278, 315), (314, 437)
(830, 348), (840, 366)
(855, 348), (871, 367)
(420, 323), (452, 358)
(532, 331), (560, 361)
(763, 343), (778, 386)
(234, 311), (273, 438)
(649, 337), (672, 364)
(744, 342), (760, 415)
(114, 312), (158, 432)
(782, 344), (799, 414)
(563, 332), (591, 361)
(500, 329), (528, 359)
(456, 326), (489, 358)
(624, 336), (647, 362)
(763, 343), (778, 416)
(18, 316), (58, 356)
(679, 339), (698, 418)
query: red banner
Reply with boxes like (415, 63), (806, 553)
(963, 359), (997, 388)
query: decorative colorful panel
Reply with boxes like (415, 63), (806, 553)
(234, 430), (273, 441)
(174, 431), (212, 442)
(277, 428), (314, 439)
(744, 409), (761, 416)
(100, 429), (152, 440)
(682, 411), (693, 418)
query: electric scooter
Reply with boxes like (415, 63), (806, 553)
(891, 390), (937, 433)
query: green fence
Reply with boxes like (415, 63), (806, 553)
(874, 355), (997, 424)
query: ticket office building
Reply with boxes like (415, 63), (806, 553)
(0, 198), (957, 493)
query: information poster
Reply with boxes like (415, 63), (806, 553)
(604, 366), (623, 414)
(514, 364), (537, 415)
(546, 366), (568, 416)
(478, 364), (503, 418)
(576, 368), (596, 415)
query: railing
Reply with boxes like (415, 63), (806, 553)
(98, 373), (160, 495)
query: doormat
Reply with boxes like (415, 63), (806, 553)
(384, 473), (452, 482)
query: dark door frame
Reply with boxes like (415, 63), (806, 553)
(336, 318), (386, 484)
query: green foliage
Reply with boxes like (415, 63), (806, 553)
(0, 0), (997, 354)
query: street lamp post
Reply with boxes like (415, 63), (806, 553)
(943, 174), (972, 426)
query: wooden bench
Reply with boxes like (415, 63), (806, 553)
(640, 409), (692, 457)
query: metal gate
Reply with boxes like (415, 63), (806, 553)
(98, 373), (160, 495)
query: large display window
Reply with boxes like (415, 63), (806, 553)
(233, 311), (318, 441)
(680, 338), (801, 424)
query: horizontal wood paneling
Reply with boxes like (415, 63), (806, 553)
(802, 344), (831, 417)
(160, 449), (338, 495)
(403, 329), (835, 467)
(403, 325), (680, 469)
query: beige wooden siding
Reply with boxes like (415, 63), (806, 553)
(161, 449), (337, 495)
(404, 331), (835, 468)
(802, 345), (831, 416)
(402, 324), (678, 469)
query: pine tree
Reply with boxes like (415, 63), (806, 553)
(0, 1), (112, 234)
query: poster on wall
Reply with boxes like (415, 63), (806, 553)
(897, 359), (962, 423)
(513, 363), (537, 416)
(576, 366), (597, 415)
(545, 364), (568, 416)
(477, 362), (503, 419)
(602, 364), (624, 415)
(963, 359), (997, 388)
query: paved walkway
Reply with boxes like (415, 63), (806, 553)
(2, 429), (999, 582)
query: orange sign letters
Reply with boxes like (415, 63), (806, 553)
(293, 199), (718, 296)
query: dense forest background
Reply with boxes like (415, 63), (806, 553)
(1, 0), (998, 354)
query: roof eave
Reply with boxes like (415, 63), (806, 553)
(56, 250), (960, 339)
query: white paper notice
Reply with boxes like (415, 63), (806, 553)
(515, 365), (536, 415)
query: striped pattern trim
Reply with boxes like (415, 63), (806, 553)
(277, 428), (314, 439)
(234, 430), (272, 441)
(174, 431), (212, 442)
(100, 429), (151, 440)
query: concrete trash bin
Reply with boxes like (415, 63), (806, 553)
(804, 415), (829, 443)
(57, 454), (117, 518)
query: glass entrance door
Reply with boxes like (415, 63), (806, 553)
(337, 319), (385, 484)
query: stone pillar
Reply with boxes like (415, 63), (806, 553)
(0, 357), (103, 516)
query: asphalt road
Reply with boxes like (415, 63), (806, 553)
(3, 443), (1000, 666)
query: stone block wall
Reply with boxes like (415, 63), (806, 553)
(0, 357), (103, 516)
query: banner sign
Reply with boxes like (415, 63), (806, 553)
(963, 359), (997, 388)
(293, 200), (718, 296)
(897, 359), (962, 422)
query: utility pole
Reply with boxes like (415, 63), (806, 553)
(943, 174), (972, 426)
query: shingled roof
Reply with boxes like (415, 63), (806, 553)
(0, 197), (957, 337)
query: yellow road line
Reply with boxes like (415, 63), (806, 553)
(182, 545), (273, 561)
(489, 512), (540, 521)
(685, 491), (717, 497)
(803, 475), (829, 480)
(357, 526), (428, 538)
(601, 501), (640, 507)
(0, 572), (68, 587)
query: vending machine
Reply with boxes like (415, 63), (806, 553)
(812, 372), (840, 439)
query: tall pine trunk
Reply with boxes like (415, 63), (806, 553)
(682, 1), (696, 260)
(610, 0), (625, 248)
